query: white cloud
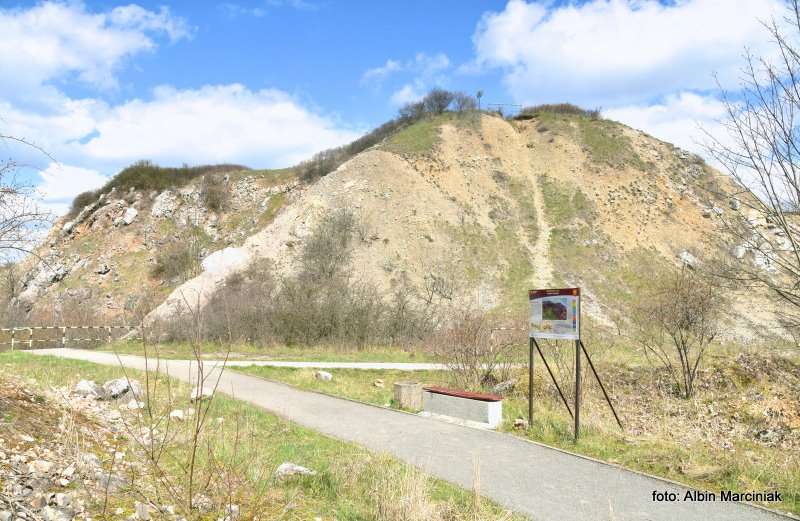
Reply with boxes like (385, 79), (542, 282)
(604, 91), (729, 157)
(77, 84), (360, 167)
(0, 1), (192, 97)
(473, 0), (786, 106)
(390, 84), (424, 105)
(362, 59), (403, 83)
(362, 52), (450, 85)
(36, 163), (108, 216)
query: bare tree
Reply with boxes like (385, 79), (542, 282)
(705, 1), (800, 332)
(422, 88), (455, 115)
(0, 134), (50, 258)
(632, 266), (723, 398)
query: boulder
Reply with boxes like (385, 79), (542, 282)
(102, 378), (142, 400)
(678, 251), (698, 269)
(122, 207), (138, 225)
(151, 190), (178, 218)
(169, 409), (185, 421)
(314, 370), (333, 382)
(73, 380), (106, 399)
(274, 462), (317, 480)
(492, 380), (516, 395)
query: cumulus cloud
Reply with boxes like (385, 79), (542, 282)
(473, 0), (786, 107)
(0, 3), (358, 217)
(78, 84), (361, 167)
(363, 52), (451, 105)
(604, 92), (729, 156)
(35, 163), (108, 216)
(0, 1), (192, 97)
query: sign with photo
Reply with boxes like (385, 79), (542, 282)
(528, 288), (580, 340)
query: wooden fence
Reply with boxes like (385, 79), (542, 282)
(0, 325), (139, 351)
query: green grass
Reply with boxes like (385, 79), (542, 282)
(102, 341), (437, 362)
(382, 112), (479, 157)
(0, 352), (521, 521)
(233, 359), (800, 516)
(538, 175), (596, 225)
(237, 366), (447, 410)
(530, 112), (647, 170)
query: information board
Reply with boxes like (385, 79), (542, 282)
(529, 288), (580, 340)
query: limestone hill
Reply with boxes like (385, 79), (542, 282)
(16, 111), (780, 340)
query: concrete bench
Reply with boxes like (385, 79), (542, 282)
(422, 386), (503, 429)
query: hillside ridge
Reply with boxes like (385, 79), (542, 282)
(14, 111), (779, 340)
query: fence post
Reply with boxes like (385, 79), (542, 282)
(10, 329), (14, 351)
(107, 326), (112, 345)
(28, 328), (33, 349)
(61, 327), (66, 348)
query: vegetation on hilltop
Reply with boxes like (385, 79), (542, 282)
(67, 161), (248, 218)
(296, 88), (479, 181)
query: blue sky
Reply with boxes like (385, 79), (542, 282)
(0, 0), (788, 215)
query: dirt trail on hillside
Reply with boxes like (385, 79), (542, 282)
(518, 128), (555, 289)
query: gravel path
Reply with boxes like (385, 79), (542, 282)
(29, 348), (792, 521)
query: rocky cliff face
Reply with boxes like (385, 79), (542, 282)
(17, 112), (782, 340)
(18, 169), (298, 323)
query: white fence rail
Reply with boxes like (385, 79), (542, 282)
(0, 325), (139, 350)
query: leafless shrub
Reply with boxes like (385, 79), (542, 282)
(150, 228), (206, 282)
(200, 175), (229, 212)
(430, 309), (517, 391)
(631, 266), (724, 398)
(422, 88), (455, 115)
(452, 92), (477, 112)
(517, 103), (600, 119)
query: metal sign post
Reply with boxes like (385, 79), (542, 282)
(528, 288), (622, 441)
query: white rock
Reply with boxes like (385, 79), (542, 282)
(678, 251), (699, 269)
(190, 387), (214, 402)
(126, 399), (145, 410)
(274, 462), (317, 479)
(200, 246), (249, 275)
(41, 506), (71, 521)
(191, 494), (213, 514)
(314, 370), (333, 382)
(135, 501), (150, 520)
(28, 459), (54, 475)
(224, 504), (240, 521)
(54, 493), (72, 508)
(169, 409), (185, 421)
(73, 380), (105, 399)
(151, 190), (178, 218)
(729, 198), (741, 211)
(0, 511), (10, 521)
(732, 245), (747, 259)
(102, 378), (142, 400)
(122, 207), (138, 225)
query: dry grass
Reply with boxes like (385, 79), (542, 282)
(0, 352), (524, 520)
(238, 346), (800, 516)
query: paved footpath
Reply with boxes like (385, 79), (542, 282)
(30, 349), (792, 521)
